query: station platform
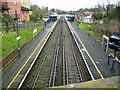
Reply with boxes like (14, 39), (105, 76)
(69, 22), (120, 79)
(1, 22), (55, 88)
(52, 76), (120, 88)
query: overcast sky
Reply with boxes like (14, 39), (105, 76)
(30, 0), (119, 11)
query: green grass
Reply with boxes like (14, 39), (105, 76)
(1, 25), (44, 59)
(75, 21), (120, 59)
(75, 22), (95, 35)
(75, 22), (103, 45)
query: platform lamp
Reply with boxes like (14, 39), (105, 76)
(14, 13), (20, 58)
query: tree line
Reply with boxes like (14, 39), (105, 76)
(76, 1), (120, 23)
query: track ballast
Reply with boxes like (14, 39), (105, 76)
(20, 17), (93, 89)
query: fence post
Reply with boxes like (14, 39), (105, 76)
(24, 23), (25, 29)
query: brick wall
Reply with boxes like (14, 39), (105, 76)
(21, 10), (30, 21)
(7, 1), (21, 21)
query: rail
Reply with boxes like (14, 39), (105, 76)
(17, 19), (59, 89)
(48, 22), (61, 87)
(17, 17), (94, 89)
(65, 17), (95, 80)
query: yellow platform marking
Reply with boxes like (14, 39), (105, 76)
(6, 39), (43, 89)
(6, 20), (59, 89)
(6, 31), (50, 89)
(70, 23), (104, 79)
(81, 48), (86, 51)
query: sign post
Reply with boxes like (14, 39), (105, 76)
(88, 24), (91, 36)
(16, 23), (20, 58)
(110, 51), (116, 71)
(33, 28), (37, 40)
(108, 54), (111, 65)
(102, 35), (109, 52)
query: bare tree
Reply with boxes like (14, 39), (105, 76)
(106, 0), (110, 36)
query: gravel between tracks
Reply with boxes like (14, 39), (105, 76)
(21, 17), (92, 89)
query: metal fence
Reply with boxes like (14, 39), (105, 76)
(0, 22), (44, 32)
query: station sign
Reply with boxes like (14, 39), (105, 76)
(109, 35), (120, 45)
(17, 36), (20, 40)
(109, 43), (120, 51)
(109, 32), (120, 51)
(33, 28), (37, 33)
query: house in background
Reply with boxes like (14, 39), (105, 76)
(21, 0), (31, 21)
(80, 12), (94, 23)
(21, 0), (30, 9)
(0, 1), (10, 14)
(0, 0), (31, 21)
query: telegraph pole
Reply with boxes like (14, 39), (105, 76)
(14, 11), (20, 58)
(117, 1), (120, 33)
(106, 0), (110, 36)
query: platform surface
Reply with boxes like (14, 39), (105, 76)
(70, 22), (120, 79)
(1, 22), (54, 89)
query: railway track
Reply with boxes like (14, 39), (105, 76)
(18, 17), (94, 89)
(48, 21), (62, 87)
(62, 18), (90, 84)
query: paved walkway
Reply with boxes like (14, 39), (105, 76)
(70, 22), (120, 79)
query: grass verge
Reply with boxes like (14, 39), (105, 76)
(1, 25), (44, 59)
(75, 22), (119, 59)
(75, 22), (102, 43)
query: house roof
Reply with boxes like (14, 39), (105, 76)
(21, 7), (31, 11)
(0, 4), (10, 10)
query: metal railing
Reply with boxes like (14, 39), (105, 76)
(0, 22), (44, 32)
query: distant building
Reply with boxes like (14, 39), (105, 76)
(0, 0), (31, 21)
(21, 0), (30, 21)
(80, 12), (94, 23)
(0, 1), (10, 14)
(21, 0), (30, 9)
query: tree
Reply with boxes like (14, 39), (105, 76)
(1, 13), (14, 24)
(92, 13), (103, 20)
(0, 13), (14, 32)
(115, 6), (120, 22)
(30, 5), (46, 22)
(50, 8), (55, 12)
